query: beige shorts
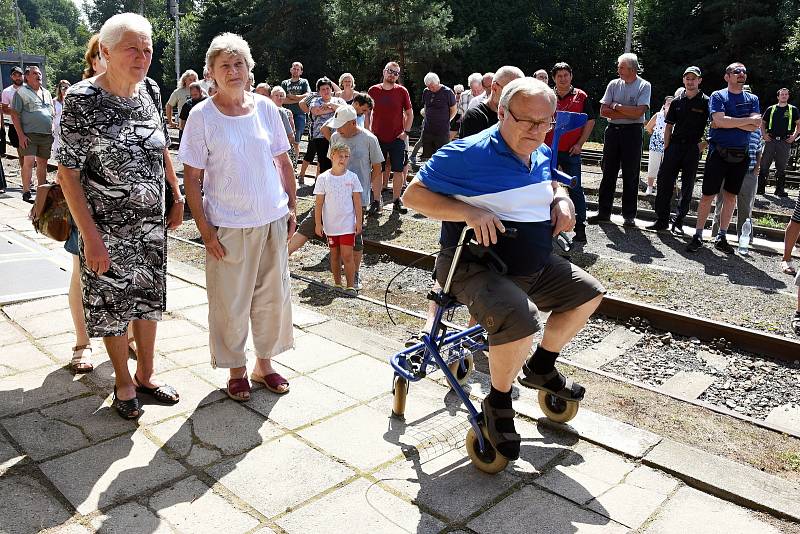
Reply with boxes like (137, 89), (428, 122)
(206, 215), (294, 368)
(19, 132), (53, 159)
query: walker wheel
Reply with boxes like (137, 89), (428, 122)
(391, 375), (409, 419)
(447, 353), (475, 386)
(465, 422), (509, 474)
(538, 390), (579, 424)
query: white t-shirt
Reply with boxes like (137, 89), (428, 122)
(313, 169), (363, 236)
(467, 93), (488, 110)
(1, 85), (19, 110)
(178, 93), (291, 228)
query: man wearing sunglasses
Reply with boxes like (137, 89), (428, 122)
(367, 62), (414, 215)
(403, 78), (605, 463)
(687, 62), (761, 253)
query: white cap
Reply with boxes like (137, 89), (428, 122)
(328, 105), (357, 128)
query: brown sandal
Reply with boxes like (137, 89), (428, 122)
(226, 377), (251, 402)
(251, 372), (290, 395)
(70, 345), (93, 374)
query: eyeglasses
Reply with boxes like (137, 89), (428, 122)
(506, 106), (555, 132)
(385, 69), (400, 76)
(728, 67), (747, 75)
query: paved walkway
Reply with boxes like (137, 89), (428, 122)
(0, 186), (799, 533)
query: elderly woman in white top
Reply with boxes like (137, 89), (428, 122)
(59, 13), (183, 419)
(180, 33), (297, 402)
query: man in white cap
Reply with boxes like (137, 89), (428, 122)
(289, 105), (384, 290)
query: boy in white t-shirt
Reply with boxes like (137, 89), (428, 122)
(314, 143), (363, 294)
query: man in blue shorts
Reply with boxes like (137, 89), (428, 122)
(403, 78), (605, 462)
(687, 62), (762, 253)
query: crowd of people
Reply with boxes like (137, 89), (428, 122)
(0, 12), (798, 451)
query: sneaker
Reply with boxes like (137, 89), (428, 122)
(367, 199), (382, 216)
(297, 175), (305, 186)
(345, 287), (358, 297)
(353, 271), (363, 290)
(623, 218), (636, 227)
(586, 214), (611, 225)
(22, 191), (31, 203)
(670, 221), (686, 236)
(572, 224), (587, 243)
(781, 260), (797, 275)
(714, 236), (734, 254)
(686, 236), (703, 253)
(646, 221), (669, 232)
(404, 331), (425, 348)
(393, 198), (408, 214)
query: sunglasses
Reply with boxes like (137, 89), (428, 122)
(729, 67), (747, 75)
(385, 69), (400, 76)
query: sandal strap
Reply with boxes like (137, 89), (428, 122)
(228, 377), (251, 395)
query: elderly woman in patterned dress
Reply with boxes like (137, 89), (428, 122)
(58, 13), (183, 419)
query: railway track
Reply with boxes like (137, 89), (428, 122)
(165, 231), (800, 441)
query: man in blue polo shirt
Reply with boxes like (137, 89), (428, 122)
(687, 62), (762, 253)
(403, 78), (605, 462)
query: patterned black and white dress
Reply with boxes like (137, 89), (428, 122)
(58, 78), (168, 337)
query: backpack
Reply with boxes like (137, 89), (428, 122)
(29, 183), (71, 241)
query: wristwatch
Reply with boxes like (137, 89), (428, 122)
(173, 195), (185, 204)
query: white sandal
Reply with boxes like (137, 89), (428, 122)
(70, 344), (93, 373)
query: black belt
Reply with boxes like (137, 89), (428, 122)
(608, 123), (643, 129)
(669, 138), (701, 144)
(770, 135), (789, 141)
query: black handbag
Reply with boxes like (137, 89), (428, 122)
(715, 145), (747, 164)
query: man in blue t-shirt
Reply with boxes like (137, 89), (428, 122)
(403, 78), (605, 463)
(687, 62), (761, 253)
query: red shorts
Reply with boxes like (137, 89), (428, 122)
(327, 234), (355, 248)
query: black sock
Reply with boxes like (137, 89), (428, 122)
(487, 385), (513, 409)
(530, 346), (560, 374)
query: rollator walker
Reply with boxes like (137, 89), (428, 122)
(388, 111), (588, 474)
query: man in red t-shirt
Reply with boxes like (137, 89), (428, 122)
(544, 62), (596, 242)
(367, 62), (414, 214)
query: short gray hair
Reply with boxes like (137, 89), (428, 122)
(98, 13), (152, 56)
(494, 66), (525, 86)
(270, 86), (286, 97)
(205, 32), (255, 74)
(467, 72), (482, 87)
(454, 84), (464, 93)
(498, 77), (556, 114)
(423, 72), (440, 86)
(179, 69), (198, 89)
(618, 52), (639, 72)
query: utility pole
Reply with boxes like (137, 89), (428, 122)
(168, 0), (181, 83)
(12, 0), (24, 68)
(625, 0), (634, 53)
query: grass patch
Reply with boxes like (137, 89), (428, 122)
(755, 215), (783, 229)
(781, 451), (800, 471)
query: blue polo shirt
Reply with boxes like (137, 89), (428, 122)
(418, 125), (555, 275)
(708, 89), (760, 148)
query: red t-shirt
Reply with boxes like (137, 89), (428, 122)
(368, 84), (412, 143)
(545, 87), (595, 152)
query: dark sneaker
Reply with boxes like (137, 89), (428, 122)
(586, 214), (611, 225)
(367, 199), (382, 216)
(686, 236), (703, 253)
(623, 218), (636, 227)
(646, 221), (669, 232)
(393, 198), (408, 214)
(22, 191), (32, 203)
(572, 224), (587, 243)
(714, 236), (734, 254)
(670, 221), (686, 236)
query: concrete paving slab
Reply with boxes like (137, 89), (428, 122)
(699, 349), (728, 372)
(166, 275), (190, 291)
(374, 448), (519, 522)
(272, 332), (358, 373)
(0, 365), (88, 417)
(84, 355), (177, 393)
(156, 318), (206, 340)
(188, 359), (299, 391)
(40, 523), (92, 534)
(643, 486), (783, 534)
(277, 477), (445, 534)
(166, 260), (206, 288)
(2, 395), (135, 461)
(765, 404), (800, 433)
(160, 400), (283, 457)
(571, 326), (643, 368)
(90, 502), (172, 533)
(506, 417), (576, 477)
(0, 474), (72, 534)
(176, 304), (209, 328)
(308, 354), (393, 401)
(134, 367), (227, 425)
(587, 481), (672, 529)
(298, 404), (405, 471)
(3, 295), (69, 321)
(40, 430), (187, 514)
(0, 432), (24, 475)
(166, 285), (209, 310)
(206, 434), (355, 518)
(560, 407), (663, 459)
(247, 375), (358, 430)
(167, 345), (213, 367)
(0, 319), (27, 346)
(643, 437), (800, 522)
(291, 305), (328, 327)
(467, 484), (628, 534)
(659, 370), (716, 399)
(17, 308), (74, 339)
(0, 341), (55, 376)
(305, 318), (404, 360)
(155, 332), (209, 355)
(368, 376), (466, 425)
(147, 414), (222, 468)
(149, 476), (260, 533)
(624, 464), (681, 496)
(0, 242), (70, 304)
